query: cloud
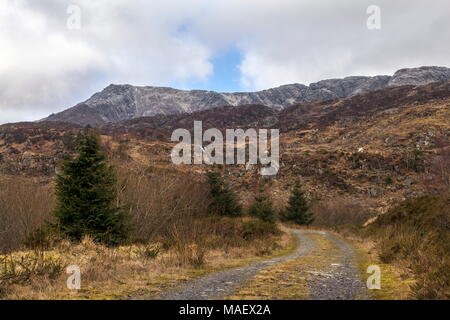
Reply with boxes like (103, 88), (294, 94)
(188, 0), (450, 89)
(0, 0), (212, 123)
(0, 0), (449, 123)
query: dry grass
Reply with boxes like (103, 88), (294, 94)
(350, 237), (413, 300)
(0, 225), (290, 299)
(365, 194), (450, 300)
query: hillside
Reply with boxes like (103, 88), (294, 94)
(1, 81), (448, 213)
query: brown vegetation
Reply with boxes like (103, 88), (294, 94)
(366, 195), (450, 300)
(310, 198), (374, 232)
(0, 161), (287, 299)
(0, 179), (54, 254)
(423, 135), (450, 194)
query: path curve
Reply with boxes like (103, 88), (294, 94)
(156, 230), (314, 300)
(153, 230), (367, 300)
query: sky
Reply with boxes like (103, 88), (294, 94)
(0, 0), (449, 124)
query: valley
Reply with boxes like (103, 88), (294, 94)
(0, 70), (449, 300)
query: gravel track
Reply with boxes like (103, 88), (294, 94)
(153, 230), (367, 300)
(308, 232), (369, 300)
(156, 230), (314, 300)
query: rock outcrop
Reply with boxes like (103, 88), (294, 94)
(44, 66), (450, 126)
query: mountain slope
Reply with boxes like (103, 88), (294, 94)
(1, 81), (449, 207)
(44, 66), (450, 126)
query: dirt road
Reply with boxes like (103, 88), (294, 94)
(155, 230), (368, 300)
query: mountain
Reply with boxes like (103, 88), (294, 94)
(98, 80), (450, 137)
(44, 66), (450, 126)
(2, 80), (449, 208)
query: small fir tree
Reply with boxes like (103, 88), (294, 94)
(206, 171), (242, 217)
(248, 186), (276, 223)
(54, 130), (127, 245)
(281, 181), (314, 225)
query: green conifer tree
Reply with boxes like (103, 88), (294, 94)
(281, 181), (314, 225)
(54, 130), (127, 245)
(206, 171), (242, 217)
(248, 186), (276, 223)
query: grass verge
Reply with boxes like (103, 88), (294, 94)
(347, 237), (413, 300)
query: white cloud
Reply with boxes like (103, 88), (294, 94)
(0, 0), (449, 123)
(0, 0), (212, 123)
(188, 0), (450, 89)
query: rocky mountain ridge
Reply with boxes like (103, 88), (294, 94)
(44, 66), (450, 126)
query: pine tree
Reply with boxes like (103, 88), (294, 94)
(248, 186), (276, 223)
(54, 129), (128, 245)
(206, 171), (242, 217)
(281, 181), (314, 225)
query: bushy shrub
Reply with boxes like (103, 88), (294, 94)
(241, 219), (280, 240)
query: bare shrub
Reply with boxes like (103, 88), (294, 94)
(116, 163), (211, 243)
(311, 198), (374, 230)
(0, 179), (55, 254)
(115, 163), (215, 266)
